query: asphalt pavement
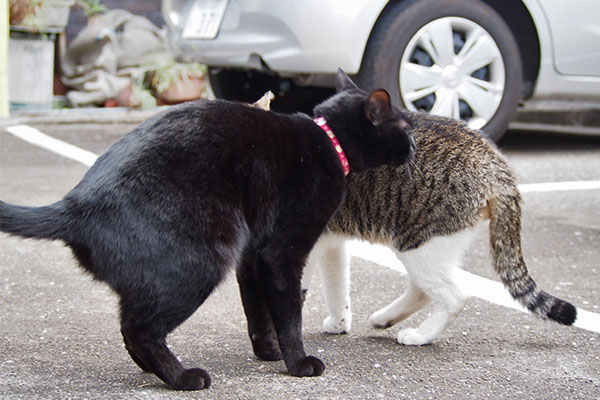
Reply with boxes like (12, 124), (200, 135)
(1, 113), (599, 399)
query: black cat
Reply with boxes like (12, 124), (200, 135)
(0, 70), (415, 390)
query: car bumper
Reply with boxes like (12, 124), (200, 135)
(162, 0), (388, 74)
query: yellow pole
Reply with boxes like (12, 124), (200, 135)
(0, 0), (9, 117)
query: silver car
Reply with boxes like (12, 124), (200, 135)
(162, 0), (600, 141)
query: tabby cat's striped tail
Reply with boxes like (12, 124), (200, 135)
(488, 190), (577, 325)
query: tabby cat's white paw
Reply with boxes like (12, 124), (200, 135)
(322, 315), (351, 334)
(396, 328), (430, 346)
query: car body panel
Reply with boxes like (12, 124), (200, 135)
(541, 0), (600, 77)
(523, 0), (600, 99)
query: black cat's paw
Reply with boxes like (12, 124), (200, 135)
(288, 356), (325, 377)
(173, 368), (211, 390)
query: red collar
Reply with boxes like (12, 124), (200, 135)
(314, 117), (350, 176)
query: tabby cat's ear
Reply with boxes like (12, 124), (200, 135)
(365, 89), (392, 126)
(335, 68), (359, 92)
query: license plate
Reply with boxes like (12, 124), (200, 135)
(182, 0), (229, 40)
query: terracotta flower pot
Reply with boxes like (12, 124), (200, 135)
(157, 77), (206, 105)
(9, 0), (36, 25)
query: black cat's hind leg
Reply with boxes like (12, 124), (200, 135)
(121, 326), (211, 390)
(119, 282), (217, 390)
(237, 251), (282, 361)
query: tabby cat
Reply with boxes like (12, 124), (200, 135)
(0, 70), (415, 389)
(305, 112), (576, 346)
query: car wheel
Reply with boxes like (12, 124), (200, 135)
(357, 0), (523, 141)
(208, 68), (333, 114)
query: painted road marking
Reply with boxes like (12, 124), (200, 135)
(5, 124), (600, 333)
(5, 125), (99, 167)
(519, 180), (600, 193)
(6, 124), (600, 193)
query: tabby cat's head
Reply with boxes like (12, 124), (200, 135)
(313, 70), (415, 172)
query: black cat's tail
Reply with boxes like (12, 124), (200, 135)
(488, 188), (577, 326)
(0, 200), (68, 241)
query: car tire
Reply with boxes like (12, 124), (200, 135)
(208, 68), (333, 114)
(357, 0), (523, 142)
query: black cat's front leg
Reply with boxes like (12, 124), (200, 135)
(259, 241), (325, 377)
(237, 252), (282, 361)
(262, 262), (324, 376)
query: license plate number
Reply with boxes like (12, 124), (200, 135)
(182, 0), (229, 40)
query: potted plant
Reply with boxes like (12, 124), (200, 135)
(10, 0), (75, 30)
(147, 58), (208, 105)
(9, 0), (76, 110)
(9, 0), (36, 26)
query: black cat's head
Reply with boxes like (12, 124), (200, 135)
(313, 69), (415, 172)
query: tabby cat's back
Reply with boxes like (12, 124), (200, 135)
(329, 113), (513, 250)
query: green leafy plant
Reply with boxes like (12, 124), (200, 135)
(76, 0), (107, 17)
(149, 59), (207, 94)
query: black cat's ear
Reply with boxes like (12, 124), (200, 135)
(365, 89), (392, 126)
(335, 68), (359, 92)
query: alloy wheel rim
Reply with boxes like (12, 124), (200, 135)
(399, 17), (505, 130)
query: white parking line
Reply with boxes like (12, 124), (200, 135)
(5, 124), (600, 333)
(5, 125), (99, 167)
(519, 180), (600, 193)
(5, 124), (600, 193)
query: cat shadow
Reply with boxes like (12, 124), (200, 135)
(126, 350), (292, 392)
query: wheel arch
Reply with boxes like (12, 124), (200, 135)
(480, 0), (541, 99)
(362, 0), (541, 98)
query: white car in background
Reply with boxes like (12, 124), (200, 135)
(162, 0), (600, 141)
